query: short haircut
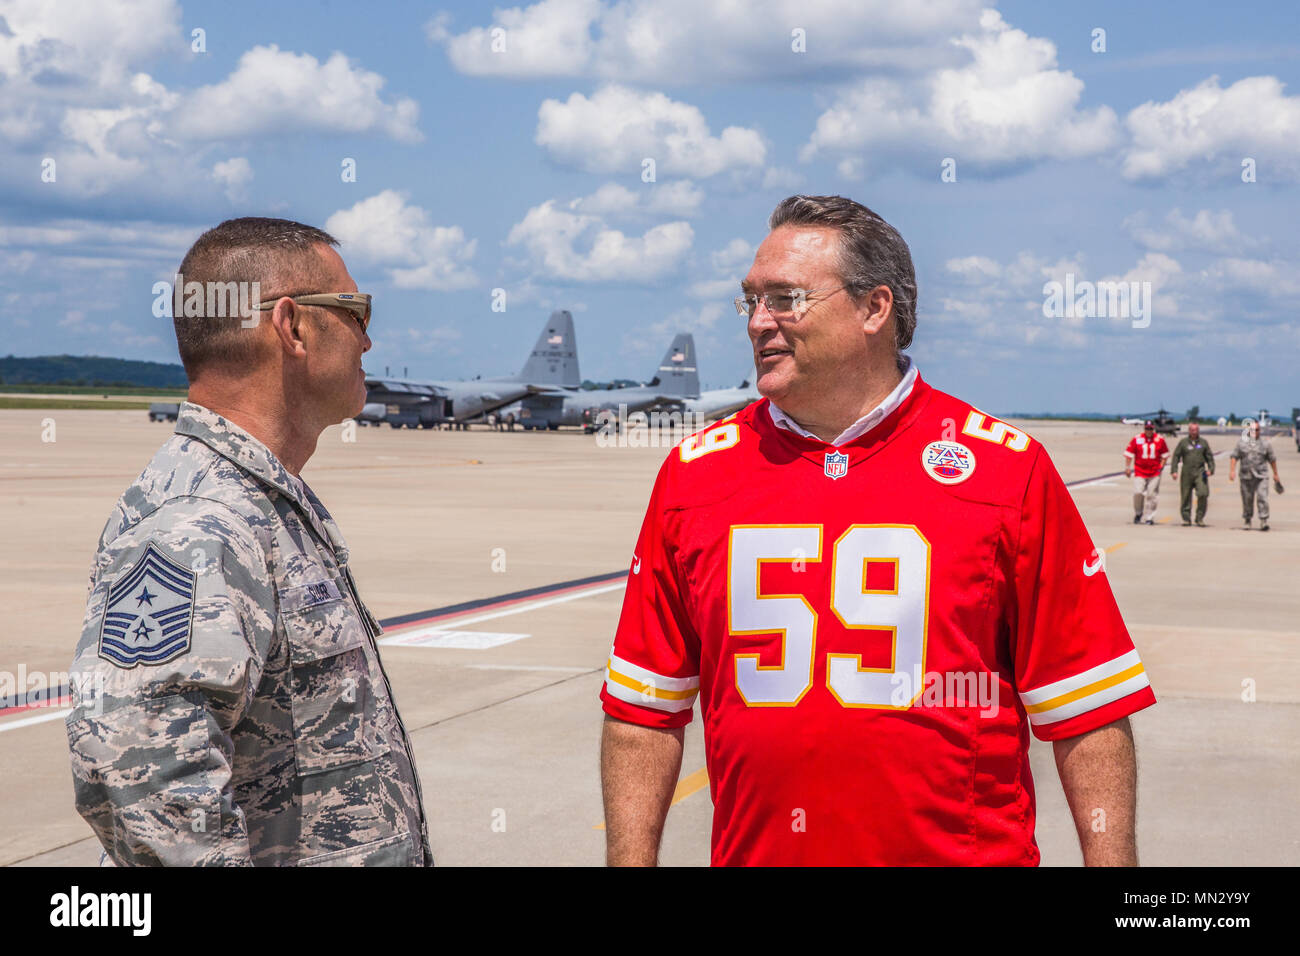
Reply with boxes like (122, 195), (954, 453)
(768, 195), (918, 362)
(173, 217), (338, 378)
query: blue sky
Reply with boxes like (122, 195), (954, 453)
(1, 0), (1297, 415)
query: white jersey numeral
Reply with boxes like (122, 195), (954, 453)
(962, 411), (1029, 452)
(729, 525), (931, 709)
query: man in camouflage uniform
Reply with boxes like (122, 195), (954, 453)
(1228, 421), (1282, 531)
(67, 218), (431, 865)
(1169, 422), (1215, 527)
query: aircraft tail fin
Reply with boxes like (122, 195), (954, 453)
(647, 333), (699, 397)
(515, 310), (580, 386)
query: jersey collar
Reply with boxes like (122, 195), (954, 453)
(767, 358), (919, 446)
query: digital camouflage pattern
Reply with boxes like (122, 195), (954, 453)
(1230, 435), (1275, 480)
(1231, 435), (1276, 523)
(67, 402), (432, 866)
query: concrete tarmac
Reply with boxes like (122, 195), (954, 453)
(1, 409), (1295, 866)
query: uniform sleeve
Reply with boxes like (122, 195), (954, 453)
(65, 503), (275, 866)
(1123, 438), (1137, 459)
(1008, 449), (1156, 741)
(1205, 440), (1215, 473)
(600, 456), (701, 729)
(1229, 441), (1242, 461)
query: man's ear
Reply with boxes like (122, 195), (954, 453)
(267, 299), (308, 358)
(861, 285), (894, 336)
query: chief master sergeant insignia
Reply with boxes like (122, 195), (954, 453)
(98, 543), (196, 668)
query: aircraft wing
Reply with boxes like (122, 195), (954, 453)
(365, 376), (450, 400)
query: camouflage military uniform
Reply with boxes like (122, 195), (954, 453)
(66, 403), (432, 866)
(1169, 435), (1214, 523)
(1230, 434), (1276, 525)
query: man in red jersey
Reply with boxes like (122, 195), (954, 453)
(599, 195), (1155, 867)
(1124, 421), (1169, 525)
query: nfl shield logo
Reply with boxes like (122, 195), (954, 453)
(98, 543), (197, 668)
(823, 451), (849, 480)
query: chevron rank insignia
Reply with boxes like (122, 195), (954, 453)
(98, 543), (198, 668)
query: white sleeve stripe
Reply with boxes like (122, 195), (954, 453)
(1019, 649), (1143, 706)
(1026, 672), (1151, 726)
(608, 652), (700, 692)
(603, 675), (696, 713)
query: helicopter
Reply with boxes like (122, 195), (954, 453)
(1119, 408), (1179, 435)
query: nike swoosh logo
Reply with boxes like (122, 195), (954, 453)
(632, 555), (641, 574)
(1082, 552), (1105, 577)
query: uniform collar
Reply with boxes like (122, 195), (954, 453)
(768, 359), (919, 447)
(174, 402), (349, 561)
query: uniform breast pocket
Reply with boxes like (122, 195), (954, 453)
(280, 602), (390, 776)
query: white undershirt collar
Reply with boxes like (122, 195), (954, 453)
(768, 359), (919, 447)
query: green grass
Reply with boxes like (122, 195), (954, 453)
(0, 384), (188, 396)
(0, 398), (156, 410)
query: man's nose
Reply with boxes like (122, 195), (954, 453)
(748, 300), (779, 338)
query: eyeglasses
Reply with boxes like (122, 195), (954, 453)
(256, 292), (372, 333)
(734, 287), (847, 319)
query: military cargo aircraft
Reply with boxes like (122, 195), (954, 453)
(365, 311), (579, 428)
(681, 378), (761, 422)
(510, 333), (700, 432)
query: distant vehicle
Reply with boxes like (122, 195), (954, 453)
(364, 311), (580, 428)
(1120, 408), (1178, 435)
(514, 334), (700, 432)
(148, 403), (179, 422)
(682, 378), (761, 423)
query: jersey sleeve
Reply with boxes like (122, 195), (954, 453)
(66, 501), (275, 866)
(1008, 449), (1156, 741)
(600, 456), (701, 729)
(1123, 437), (1137, 459)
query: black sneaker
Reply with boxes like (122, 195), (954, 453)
(1143, 518), (1154, 525)
(1261, 523), (1269, 532)
(1133, 514), (1141, 524)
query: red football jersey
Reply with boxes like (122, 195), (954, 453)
(601, 374), (1155, 866)
(1125, 434), (1168, 477)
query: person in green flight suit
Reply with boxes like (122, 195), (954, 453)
(1169, 422), (1215, 526)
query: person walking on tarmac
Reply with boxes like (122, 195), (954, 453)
(1229, 420), (1283, 531)
(1124, 420), (1169, 525)
(1170, 422), (1215, 527)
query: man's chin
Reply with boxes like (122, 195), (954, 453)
(755, 368), (791, 403)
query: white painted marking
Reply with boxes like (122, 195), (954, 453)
(382, 629), (530, 649)
(379, 580), (626, 643)
(0, 708), (71, 733)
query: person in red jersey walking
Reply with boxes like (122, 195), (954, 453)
(599, 195), (1155, 867)
(1124, 421), (1169, 525)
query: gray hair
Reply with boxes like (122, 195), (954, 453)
(768, 195), (917, 364)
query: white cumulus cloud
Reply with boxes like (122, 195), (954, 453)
(1122, 75), (1300, 181)
(428, 0), (985, 83)
(802, 10), (1119, 172)
(536, 85), (764, 176)
(326, 191), (478, 291)
(506, 199), (693, 282)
